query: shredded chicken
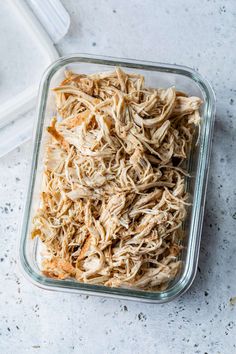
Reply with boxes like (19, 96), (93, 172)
(31, 67), (202, 291)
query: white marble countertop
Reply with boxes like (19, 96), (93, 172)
(0, 1), (236, 353)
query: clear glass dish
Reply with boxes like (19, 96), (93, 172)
(19, 54), (215, 303)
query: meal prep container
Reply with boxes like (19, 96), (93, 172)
(19, 54), (215, 303)
(0, 0), (69, 157)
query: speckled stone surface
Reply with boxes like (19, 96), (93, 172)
(0, 1), (236, 353)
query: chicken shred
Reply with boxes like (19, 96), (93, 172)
(32, 67), (202, 291)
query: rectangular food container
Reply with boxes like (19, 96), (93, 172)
(19, 54), (215, 303)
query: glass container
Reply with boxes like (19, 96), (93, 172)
(19, 54), (215, 303)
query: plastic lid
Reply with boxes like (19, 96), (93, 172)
(0, 0), (70, 157)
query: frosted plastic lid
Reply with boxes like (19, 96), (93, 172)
(0, 0), (70, 157)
